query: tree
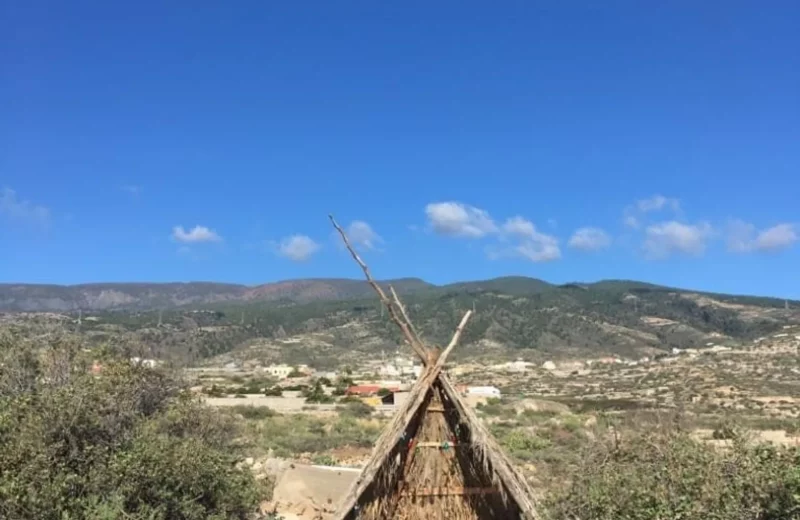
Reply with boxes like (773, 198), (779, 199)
(303, 380), (333, 404)
(286, 368), (306, 378)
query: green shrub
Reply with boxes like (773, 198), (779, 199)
(202, 384), (227, 397)
(231, 405), (277, 421)
(497, 429), (552, 461)
(303, 380), (334, 404)
(547, 426), (800, 520)
(311, 454), (338, 466)
(264, 386), (283, 396)
(338, 401), (373, 419)
(255, 414), (382, 457)
(0, 337), (264, 520)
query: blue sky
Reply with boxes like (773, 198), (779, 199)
(2, 2), (799, 298)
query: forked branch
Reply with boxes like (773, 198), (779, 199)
(329, 215), (428, 362)
(389, 285), (423, 343)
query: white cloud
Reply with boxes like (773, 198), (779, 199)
(171, 225), (222, 243)
(425, 201), (497, 238)
(623, 215), (640, 229)
(728, 220), (797, 253)
(636, 195), (680, 213)
(726, 220), (756, 253)
(502, 216), (537, 237)
(277, 234), (320, 261)
(493, 216), (561, 262)
(514, 240), (561, 262)
(568, 227), (611, 251)
(643, 220), (713, 258)
(756, 224), (797, 251)
(422, 203), (560, 262)
(624, 194), (681, 229)
(347, 220), (382, 250)
(0, 188), (50, 225)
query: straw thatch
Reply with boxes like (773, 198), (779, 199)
(329, 216), (540, 520)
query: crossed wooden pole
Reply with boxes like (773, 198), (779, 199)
(329, 215), (472, 371)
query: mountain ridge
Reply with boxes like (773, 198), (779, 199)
(0, 276), (796, 312)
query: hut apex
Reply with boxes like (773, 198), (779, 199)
(329, 215), (540, 520)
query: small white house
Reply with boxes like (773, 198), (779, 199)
(379, 364), (400, 377)
(264, 364), (294, 379)
(130, 357), (157, 368)
(466, 386), (501, 398)
(502, 359), (533, 372)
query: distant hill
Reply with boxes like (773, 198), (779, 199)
(4, 276), (797, 367)
(0, 278), (432, 311)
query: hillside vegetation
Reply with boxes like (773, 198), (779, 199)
(5, 279), (796, 367)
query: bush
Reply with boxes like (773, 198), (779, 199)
(255, 414), (383, 457)
(264, 386), (283, 396)
(0, 335), (264, 519)
(311, 454), (338, 466)
(547, 425), (800, 520)
(303, 380), (334, 404)
(231, 405), (277, 421)
(337, 401), (373, 419)
(202, 384), (227, 397)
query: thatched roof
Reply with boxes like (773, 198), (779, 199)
(329, 216), (540, 520)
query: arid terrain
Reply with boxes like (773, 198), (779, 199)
(2, 281), (799, 519)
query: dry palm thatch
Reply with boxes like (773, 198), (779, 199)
(329, 215), (540, 520)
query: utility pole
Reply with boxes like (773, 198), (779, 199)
(75, 309), (82, 332)
(157, 309), (163, 327)
(240, 310), (245, 325)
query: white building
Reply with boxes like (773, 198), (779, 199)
(379, 355), (422, 380)
(264, 364), (294, 379)
(130, 357), (157, 368)
(379, 364), (400, 377)
(466, 386), (502, 398)
(504, 359), (533, 372)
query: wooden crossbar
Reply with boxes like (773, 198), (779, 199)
(399, 486), (498, 497)
(415, 441), (462, 447)
(427, 406), (445, 412)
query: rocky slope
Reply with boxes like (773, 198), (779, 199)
(0, 278), (431, 311)
(6, 278), (796, 366)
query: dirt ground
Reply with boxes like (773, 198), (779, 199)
(265, 463), (361, 519)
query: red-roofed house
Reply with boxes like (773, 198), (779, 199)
(346, 385), (400, 396)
